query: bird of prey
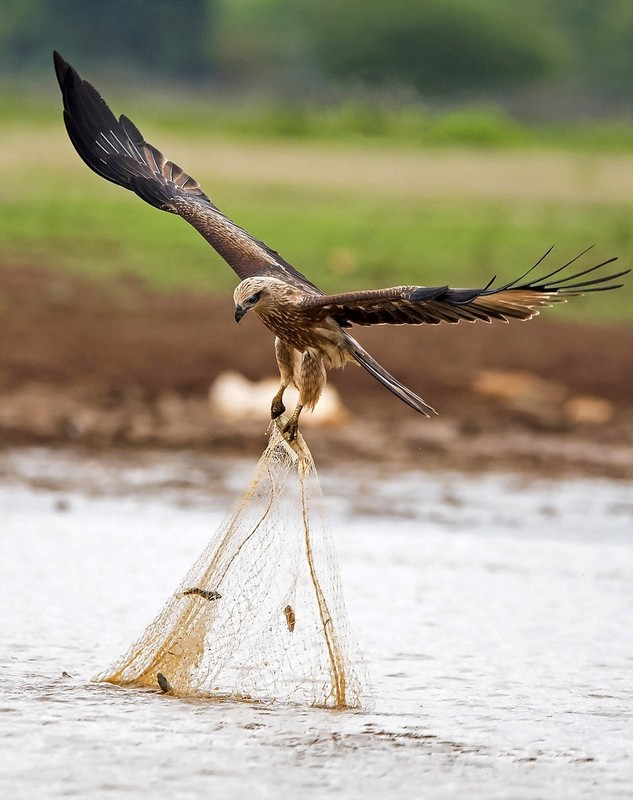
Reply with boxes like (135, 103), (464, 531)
(54, 53), (628, 440)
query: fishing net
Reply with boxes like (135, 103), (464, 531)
(96, 421), (368, 709)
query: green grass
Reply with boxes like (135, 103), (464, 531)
(1, 101), (632, 321)
(6, 85), (633, 153)
(2, 173), (631, 321)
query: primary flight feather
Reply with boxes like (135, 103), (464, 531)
(54, 52), (629, 439)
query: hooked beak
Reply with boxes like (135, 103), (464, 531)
(234, 304), (247, 323)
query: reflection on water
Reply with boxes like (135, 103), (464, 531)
(1, 448), (632, 799)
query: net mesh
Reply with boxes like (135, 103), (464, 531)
(96, 421), (368, 708)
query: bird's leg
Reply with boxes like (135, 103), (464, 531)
(283, 403), (304, 441)
(272, 337), (295, 420)
(282, 349), (325, 441)
(282, 350), (325, 440)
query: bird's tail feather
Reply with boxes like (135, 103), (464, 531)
(348, 338), (437, 417)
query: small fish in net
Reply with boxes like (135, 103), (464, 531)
(156, 673), (172, 693)
(284, 605), (296, 633)
(96, 420), (369, 709)
(180, 588), (222, 602)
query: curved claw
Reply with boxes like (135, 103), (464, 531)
(282, 420), (299, 441)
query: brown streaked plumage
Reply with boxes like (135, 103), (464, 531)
(54, 52), (629, 440)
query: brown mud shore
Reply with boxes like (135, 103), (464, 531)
(1, 265), (632, 479)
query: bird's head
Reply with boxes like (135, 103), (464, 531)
(233, 277), (284, 322)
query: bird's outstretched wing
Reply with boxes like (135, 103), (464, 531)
(53, 52), (321, 294)
(300, 248), (629, 327)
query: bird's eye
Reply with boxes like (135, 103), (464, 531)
(246, 292), (261, 306)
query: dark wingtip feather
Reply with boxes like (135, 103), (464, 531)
(493, 245), (557, 293)
(53, 53), (191, 208)
(484, 250), (627, 298)
(53, 51), (69, 88)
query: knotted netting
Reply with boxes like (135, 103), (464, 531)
(96, 421), (368, 708)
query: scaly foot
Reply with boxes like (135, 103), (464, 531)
(282, 420), (299, 441)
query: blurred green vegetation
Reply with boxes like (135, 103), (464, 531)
(4, 179), (630, 321)
(142, 102), (633, 153)
(3, 0), (633, 111)
(0, 0), (214, 79)
(1, 1), (633, 323)
(7, 87), (633, 153)
(1, 113), (631, 321)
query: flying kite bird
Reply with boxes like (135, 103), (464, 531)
(54, 52), (629, 440)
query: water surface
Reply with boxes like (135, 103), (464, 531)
(1, 448), (632, 798)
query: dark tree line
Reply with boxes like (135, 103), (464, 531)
(0, 0), (215, 80)
(2, 0), (633, 106)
